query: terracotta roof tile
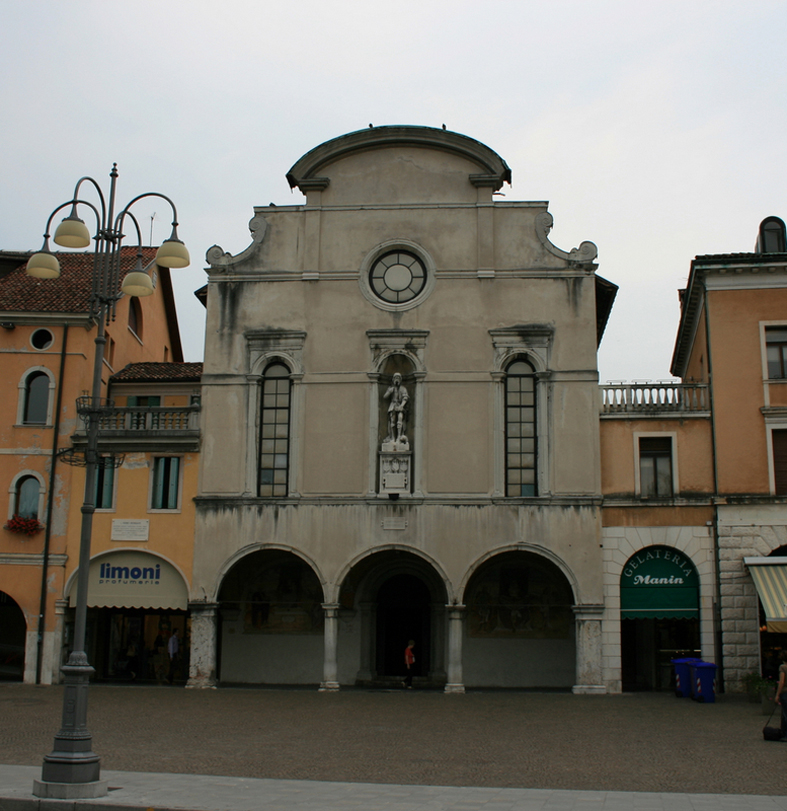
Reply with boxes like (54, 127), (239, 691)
(0, 246), (158, 313)
(110, 362), (203, 383)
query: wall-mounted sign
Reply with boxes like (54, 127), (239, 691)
(111, 519), (150, 542)
(69, 550), (188, 610)
(620, 546), (699, 620)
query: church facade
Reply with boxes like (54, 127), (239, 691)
(189, 126), (616, 691)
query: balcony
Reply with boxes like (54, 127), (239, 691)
(72, 405), (201, 452)
(600, 382), (709, 417)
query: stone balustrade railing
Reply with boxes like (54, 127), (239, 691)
(600, 383), (709, 415)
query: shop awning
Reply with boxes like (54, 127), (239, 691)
(744, 558), (787, 633)
(620, 547), (699, 620)
(69, 551), (189, 610)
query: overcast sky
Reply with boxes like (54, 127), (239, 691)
(2, 1), (785, 383)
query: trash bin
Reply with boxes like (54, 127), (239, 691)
(692, 661), (717, 703)
(671, 657), (701, 698)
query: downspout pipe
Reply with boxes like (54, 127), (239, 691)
(702, 277), (724, 693)
(36, 324), (68, 684)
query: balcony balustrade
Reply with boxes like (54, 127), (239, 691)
(71, 404), (200, 452)
(600, 382), (709, 416)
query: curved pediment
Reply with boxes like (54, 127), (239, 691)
(286, 125), (511, 201)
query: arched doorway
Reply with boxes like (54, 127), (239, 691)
(620, 546), (700, 691)
(375, 574), (431, 680)
(340, 549), (448, 688)
(0, 591), (26, 681)
(217, 549), (324, 685)
(463, 551), (575, 688)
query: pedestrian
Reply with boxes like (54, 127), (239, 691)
(403, 639), (415, 689)
(167, 628), (180, 685)
(775, 650), (787, 741)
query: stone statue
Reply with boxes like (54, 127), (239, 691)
(383, 373), (409, 444)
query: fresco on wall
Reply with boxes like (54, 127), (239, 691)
(227, 558), (323, 634)
(466, 556), (573, 639)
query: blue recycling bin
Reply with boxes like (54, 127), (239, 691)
(691, 661), (717, 703)
(671, 657), (701, 698)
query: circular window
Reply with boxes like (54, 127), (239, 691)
(369, 251), (427, 304)
(31, 329), (54, 350)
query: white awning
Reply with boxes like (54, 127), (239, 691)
(69, 551), (188, 610)
(744, 557), (787, 633)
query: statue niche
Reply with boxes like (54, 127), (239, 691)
(378, 357), (414, 496)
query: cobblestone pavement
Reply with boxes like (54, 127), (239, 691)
(0, 684), (782, 796)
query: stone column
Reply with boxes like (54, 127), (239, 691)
(186, 601), (219, 689)
(573, 604), (606, 694)
(444, 605), (466, 694)
(319, 603), (340, 691)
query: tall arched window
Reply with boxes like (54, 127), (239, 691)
(259, 362), (291, 497)
(23, 371), (50, 424)
(505, 358), (537, 497)
(128, 297), (142, 338)
(15, 476), (40, 518)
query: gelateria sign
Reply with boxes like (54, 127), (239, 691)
(620, 546), (699, 620)
(68, 550), (188, 610)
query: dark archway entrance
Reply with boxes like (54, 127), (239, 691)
(0, 591), (26, 681)
(375, 574), (431, 679)
(217, 549), (324, 685)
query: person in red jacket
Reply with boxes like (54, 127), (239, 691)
(403, 640), (415, 689)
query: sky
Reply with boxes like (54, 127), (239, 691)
(2, 0), (785, 383)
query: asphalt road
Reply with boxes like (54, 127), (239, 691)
(0, 684), (782, 796)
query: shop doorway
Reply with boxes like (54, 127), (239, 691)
(375, 574), (431, 679)
(84, 608), (188, 683)
(620, 546), (700, 692)
(0, 591), (25, 681)
(621, 617), (700, 691)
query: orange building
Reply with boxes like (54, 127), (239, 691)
(600, 216), (787, 693)
(0, 248), (192, 684)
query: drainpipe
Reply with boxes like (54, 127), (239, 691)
(35, 324), (68, 684)
(702, 279), (724, 693)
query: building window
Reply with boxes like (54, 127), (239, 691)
(23, 371), (50, 424)
(259, 362), (291, 497)
(151, 457), (180, 510)
(772, 430), (787, 495)
(128, 298), (142, 338)
(15, 476), (40, 519)
(369, 250), (427, 304)
(94, 458), (115, 510)
(31, 329), (54, 350)
(757, 216), (787, 254)
(505, 359), (537, 497)
(766, 328), (787, 379)
(639, 437), (673, 497)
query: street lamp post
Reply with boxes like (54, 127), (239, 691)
(28, 165), (189, 800)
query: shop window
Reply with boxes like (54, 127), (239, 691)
(772, 430), (787, 495)
(23, 371), (50, 425)
(766, 328), (787, 379)
(639, 437), (674, 497)
(94, 458), (115, 510)
(151, 457), (180, 510)
(505, 358), (537, 497)
(259, 362), (291, 497)
(15, 476), (40, 519)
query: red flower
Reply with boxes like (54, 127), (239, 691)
(3, 514), (44, 536)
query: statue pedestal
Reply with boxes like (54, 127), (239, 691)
(380, 441), (411, 496)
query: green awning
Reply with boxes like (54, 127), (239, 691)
(620, 547), (699, 620)
(744, 558), (787, 633)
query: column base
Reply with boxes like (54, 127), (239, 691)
(572, 684), (606, 695)
(444, 683), (465, 694)
(186, 676), (217, 689)
(33, 779), (108, 799)
(319, 681), (340, 692)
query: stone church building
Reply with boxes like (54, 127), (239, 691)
(188, 125), (617, 692)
